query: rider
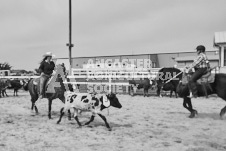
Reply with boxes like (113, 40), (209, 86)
(186, 45), (210, 98)
(38, 52), (55, 99)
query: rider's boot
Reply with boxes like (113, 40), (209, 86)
(188, 82), (198, 98)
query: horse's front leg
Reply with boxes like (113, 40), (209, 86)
(183, 97), (198, 118)
(31, 98), (39, 114)
(48, 99), (53, 119)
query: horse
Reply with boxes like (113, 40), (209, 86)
(176, 69), (226, 118)
(24, 64), (73, 119)
(156, 67), (183, 97)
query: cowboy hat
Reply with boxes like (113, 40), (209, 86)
(43, 52), (54, 57)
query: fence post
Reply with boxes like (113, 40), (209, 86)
(109, 74), (112, 93)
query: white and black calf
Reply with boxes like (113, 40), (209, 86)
(57, 93), (122, 130)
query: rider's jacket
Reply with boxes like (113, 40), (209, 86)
(39, 60), (55, 75)
(191, 52), (209, 69)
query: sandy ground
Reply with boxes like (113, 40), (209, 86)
(0, 90), (226, 151)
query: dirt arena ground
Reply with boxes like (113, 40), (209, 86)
(0, 90), (226, 151)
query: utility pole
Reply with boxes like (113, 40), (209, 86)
(66, 0), (74, 75)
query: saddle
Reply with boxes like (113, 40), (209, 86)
(197, 71), (215, 84)
(181, 69), (215, 85)
(33, 76), (53, 96)
(181, 69), (215, 98)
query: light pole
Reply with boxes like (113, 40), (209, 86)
(66, 0), (74, 75)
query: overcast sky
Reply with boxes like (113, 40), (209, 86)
(0, 0), (226, 71)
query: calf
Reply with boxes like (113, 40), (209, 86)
(7, 79), (26, 96)
(57, 92), (122, 131)
(0, 79), (11, 97)
(129, 78), (155, 97)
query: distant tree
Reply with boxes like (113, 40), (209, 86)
(0, 62), (12, 70)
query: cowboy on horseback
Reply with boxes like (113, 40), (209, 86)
(38, 52), (55, 99)
(186, 45), (210, 98)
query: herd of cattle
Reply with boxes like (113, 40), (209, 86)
(0, 78), (28, 97)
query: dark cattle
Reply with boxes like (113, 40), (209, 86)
(7, 79), (26, 96)
(156, 67), (183, 97)
(0, 79), (11, 97)
(57, 92), (122, 131)
(24, 64), (73, 119)
(129, 78), (155, 97)
(177, 72), (226, 119)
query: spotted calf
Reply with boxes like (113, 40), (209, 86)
(57, 92), (122, 131)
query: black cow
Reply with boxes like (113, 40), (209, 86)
(129, 78), (155, 97)
(0, 79), (11, 97)
(156, 67), (183, 98)
(7, 79), (26, 96)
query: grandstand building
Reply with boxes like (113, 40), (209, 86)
(55, 49), (219, 70)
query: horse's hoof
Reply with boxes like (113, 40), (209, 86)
(57, 121), (60, 124)
(188, 111), (197, 118)
(108, 127), (112, 131)
(188, 114), (194, 118)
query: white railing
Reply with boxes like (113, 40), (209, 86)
(0, 67), (219, 94)
(65, 68), (161, 92)
(0, 75), (39, 79)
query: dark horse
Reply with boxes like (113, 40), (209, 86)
(176, 69), (226, 118)
(24, 65), (73, 119)
(156, 67), (183, 97)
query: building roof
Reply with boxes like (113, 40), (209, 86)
(175, 55), (219, 62)
(55, 50), (218, 60)
(214, 31), (226, 45)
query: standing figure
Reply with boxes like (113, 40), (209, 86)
(38, 52), (55, 99)
(186, 45), (210, 98)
